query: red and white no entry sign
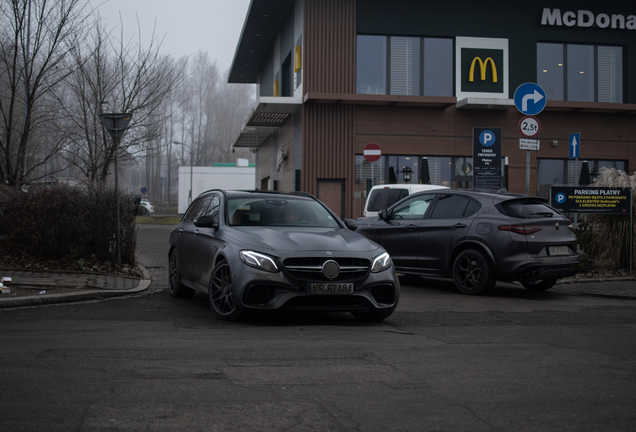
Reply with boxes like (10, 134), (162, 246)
(363, 142), (382, 162)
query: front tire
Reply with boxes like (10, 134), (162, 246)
(521, 278), (557, 292)
(168, 250), (194, 298)
(452, 249), (495, 295)
(209, 260), (244, 321)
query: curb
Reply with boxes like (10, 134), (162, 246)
(557, 276), (636, 284)
(0, 264), (153, 309)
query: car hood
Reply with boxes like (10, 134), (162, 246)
(224, 226), (381, 253)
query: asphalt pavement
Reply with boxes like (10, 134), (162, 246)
(0, 224), (635, 308)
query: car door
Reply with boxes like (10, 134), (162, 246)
(417, 194), (480, 272)
(189, 194), (221, 287)
(372, 193), (438, 269)
(178, 196), (211, 281)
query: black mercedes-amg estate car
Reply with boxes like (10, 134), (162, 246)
(169, 190), (400, 321)
(355, 189), (579, 295)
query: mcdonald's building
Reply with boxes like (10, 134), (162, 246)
(229, 0), (636, 218)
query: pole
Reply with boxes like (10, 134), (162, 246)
(574, 157), (579, 229)
(525, 151), (530, 195)
(189, 144), (193, 206)
(114, 118), (121, 267)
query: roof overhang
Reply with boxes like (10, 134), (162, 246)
(542, 101), (636, 114)
(229, 0), (297, 84)
(456, 98), (514, 110)
(231, 96), (302, 148)
(303, 93), (456, 108)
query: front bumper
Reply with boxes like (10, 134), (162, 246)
(230, 260), (398, 312)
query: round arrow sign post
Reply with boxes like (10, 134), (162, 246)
(514, 83), (546, 116)
(363, 142), (382, 162)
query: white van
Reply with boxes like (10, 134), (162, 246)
(363, 184), (449, 217)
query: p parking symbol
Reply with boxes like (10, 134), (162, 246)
(479, 130), (495, 147)
(555, 193), (566, 204)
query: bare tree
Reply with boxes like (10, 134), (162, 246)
(0, 0), (91, 186)
(59, 15), (184, 183)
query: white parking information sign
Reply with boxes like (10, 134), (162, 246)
(519, 139), (540, 151)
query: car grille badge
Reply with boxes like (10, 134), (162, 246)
(555, 223), (560, 230)
(322, 260), (340, 279)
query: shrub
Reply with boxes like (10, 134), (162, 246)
(575, 168), (635, 270)
(0, 182), (137, 265)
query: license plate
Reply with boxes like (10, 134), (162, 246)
(548, 246), (570, 256)
(310, 283), (353, 294)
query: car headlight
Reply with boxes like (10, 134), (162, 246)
(240, 250), (279, 272)
(370, 252), (391, 273)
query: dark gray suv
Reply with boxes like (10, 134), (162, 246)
(355, 189), (579, 294)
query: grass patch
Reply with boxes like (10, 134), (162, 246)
(136, 215), (182, 225)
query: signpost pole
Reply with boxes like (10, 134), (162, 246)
(525, 150), (530, 195)
(574, 157), (579, 229)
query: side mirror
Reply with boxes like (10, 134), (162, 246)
(379, 209), (389, 220)
(343, 218), (358, 231)
(193, 215), (219, 229)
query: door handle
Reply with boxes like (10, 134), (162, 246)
(405, 224), (419, 230)
(194, 229), (199, 236)
(452, 223), (466, 228)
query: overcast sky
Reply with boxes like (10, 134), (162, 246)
(90, 0), (251, 73)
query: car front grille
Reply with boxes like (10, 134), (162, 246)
(283, 257), (370, 282)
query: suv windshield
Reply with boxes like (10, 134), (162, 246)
(227, 197), (341, 228)
(497, 199), (560, 219)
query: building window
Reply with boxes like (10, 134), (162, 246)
(357, 35), (453, 96)
(390, 37), (420, 96)
(537, 43), (623, 103)
(357, 35), (387, 94)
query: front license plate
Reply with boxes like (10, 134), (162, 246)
(548, 246), (570, 256)
(310, 283), (353, 294)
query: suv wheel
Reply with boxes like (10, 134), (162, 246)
(452, 249), (495, 295)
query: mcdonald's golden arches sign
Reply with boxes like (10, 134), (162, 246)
(455, 37), (509, 100)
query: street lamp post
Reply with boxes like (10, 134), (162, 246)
(173, 141), (193, 206)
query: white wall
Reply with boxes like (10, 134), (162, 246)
(178, 166), (256, 214)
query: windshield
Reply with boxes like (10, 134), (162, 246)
(227, 197), (341, 228)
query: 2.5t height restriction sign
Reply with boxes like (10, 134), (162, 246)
(518, 115), (540, 138)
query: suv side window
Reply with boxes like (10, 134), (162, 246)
(391, 194), (437, 220)
(430, 195), (476, 219)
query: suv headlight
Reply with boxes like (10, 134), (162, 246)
(240, 250), (279, 272)
(370, 252), (391, 273)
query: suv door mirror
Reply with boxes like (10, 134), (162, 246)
(379, 208), (389, 220)
(193, 215), (219, 229)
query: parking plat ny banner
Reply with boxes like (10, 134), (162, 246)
(551, 186), (632, 214)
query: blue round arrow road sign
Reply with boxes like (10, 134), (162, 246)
(514, 83), (547, 116)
